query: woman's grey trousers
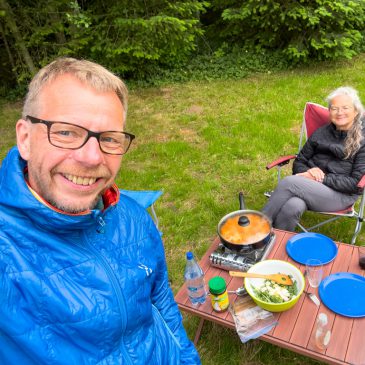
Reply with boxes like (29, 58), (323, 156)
(262, 175), (358, 231)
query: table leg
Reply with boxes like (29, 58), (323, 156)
(194, 318), (205, 345)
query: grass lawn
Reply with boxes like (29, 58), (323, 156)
(2, 54), (365, 364)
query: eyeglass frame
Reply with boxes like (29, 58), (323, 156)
(329, 105), (354, 114)
(26, 115), (135, 155)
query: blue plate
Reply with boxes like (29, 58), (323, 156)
(319, 273), (365, 317)
(286, 233), (337, 265)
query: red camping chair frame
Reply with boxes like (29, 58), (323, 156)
(265, 102), (365, 244)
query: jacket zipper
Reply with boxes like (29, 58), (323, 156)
(76, 213), (133, 365)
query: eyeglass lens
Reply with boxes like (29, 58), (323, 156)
(330, 106), (353, 113)
(50, 123), (131, 155)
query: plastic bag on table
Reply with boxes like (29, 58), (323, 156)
(229, 295), (278, 343)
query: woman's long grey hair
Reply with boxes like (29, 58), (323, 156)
(326, 86), (364, 159)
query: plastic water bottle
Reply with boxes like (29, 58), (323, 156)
(184, 252), (207, 307)
(314, 313), (331, 350)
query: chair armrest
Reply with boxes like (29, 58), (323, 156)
(357, 175), (365, 189)
(266, 155), (297, 170)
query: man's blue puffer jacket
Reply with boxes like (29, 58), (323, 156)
(0, 147), (201, 365)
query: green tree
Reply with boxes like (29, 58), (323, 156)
(208, 0), (365, 62)
(83, 0), (208, 78)
(0, 0), (36, 79)
(0, 0), (209, 92)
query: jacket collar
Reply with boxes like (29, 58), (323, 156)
(0, 147), (120, 231)
(329, 122), (348, 139)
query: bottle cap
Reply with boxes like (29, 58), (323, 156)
(209, 276), (227, 295)
(186, 252), (193, 260)
(318, 313), (328, 325)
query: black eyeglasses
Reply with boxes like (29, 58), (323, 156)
(26, 115), (135, 155)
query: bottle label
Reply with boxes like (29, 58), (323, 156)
(210, 291), (229, 312)
(187, 286), (198, 292)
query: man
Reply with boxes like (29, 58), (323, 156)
(0, 58), (201, 364)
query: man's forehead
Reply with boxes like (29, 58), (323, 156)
(40, 74), (95, 97)
(37, 74), (123, 112)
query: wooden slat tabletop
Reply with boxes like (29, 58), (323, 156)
(175, 229), (365, 365)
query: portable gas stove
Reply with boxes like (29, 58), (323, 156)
(209, 232), (276, 272)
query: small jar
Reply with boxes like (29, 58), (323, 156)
(208, 276), (229, 312)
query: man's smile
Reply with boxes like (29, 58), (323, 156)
(62, 173), (98, 186)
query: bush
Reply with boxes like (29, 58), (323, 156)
(209, 0), (365, 63)
(133, 45), (291, 87)
(87, 1), (209, 79)
(0, 0), (209, 91)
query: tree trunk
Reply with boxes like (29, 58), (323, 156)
(0, 21), (16, 72)
(0, 0), (37, 75)
(48, 9), (67, 45)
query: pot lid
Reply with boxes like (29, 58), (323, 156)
(219, 212), (271, 245)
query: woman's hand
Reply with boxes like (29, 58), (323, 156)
(296, 167), (325, 182)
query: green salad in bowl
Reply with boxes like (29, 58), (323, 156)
(252, 277), (298, 304)
(244, 260), (305, 312)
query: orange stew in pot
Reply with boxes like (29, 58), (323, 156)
(220, 213), (270, 244)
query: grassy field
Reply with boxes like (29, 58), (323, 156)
(2, 54), (365, 364)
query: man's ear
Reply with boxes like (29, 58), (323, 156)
(16, 119), (31, 161)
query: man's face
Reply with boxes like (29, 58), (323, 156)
(16, 74), (125, 213)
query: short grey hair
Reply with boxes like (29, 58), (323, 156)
(22, 57), (128, 123)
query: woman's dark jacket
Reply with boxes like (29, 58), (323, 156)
(293, 123), (365, 195)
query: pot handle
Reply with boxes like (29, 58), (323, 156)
(239, 192), (245, 210)
(238, 192), (250, 227)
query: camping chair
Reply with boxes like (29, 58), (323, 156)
(265, 102), (365, 244)
(120, 189), (163, 230)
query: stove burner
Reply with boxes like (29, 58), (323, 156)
(209, 233), (276, 272)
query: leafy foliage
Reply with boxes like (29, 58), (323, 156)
(85, 0), (208, 78)
(136, 45), (290, 87)
(1, 0), (365, 94)
(0, 0), (208, 90)
(210, 0), (365, 63)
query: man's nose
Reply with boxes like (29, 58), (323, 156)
(73, 136), (104, 166)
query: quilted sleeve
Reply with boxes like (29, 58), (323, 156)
(323, 142), (365, 194)
(149, 224), (201, 365)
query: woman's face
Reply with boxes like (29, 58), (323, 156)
(329, 94), (358, 131)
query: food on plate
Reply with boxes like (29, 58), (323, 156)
(220, 213), (270, 244)
(252, 276), (298, 304)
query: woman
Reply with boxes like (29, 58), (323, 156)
(263, 86), (365, 231)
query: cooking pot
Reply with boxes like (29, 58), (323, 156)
(217, 192), (272, 253)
